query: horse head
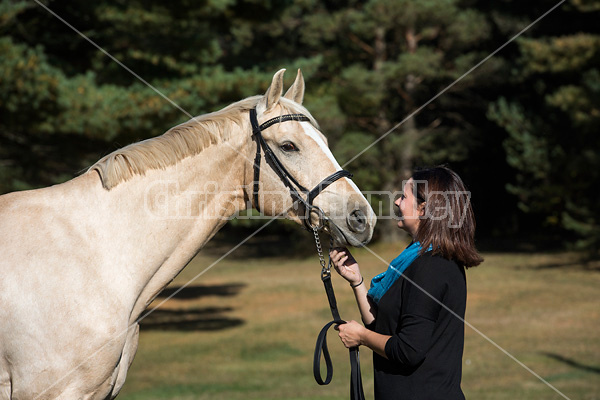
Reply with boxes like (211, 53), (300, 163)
(248, 69), (376, 247)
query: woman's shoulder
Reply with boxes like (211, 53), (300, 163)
(414, 251), (458, 268)
(408, 252), (465, 282)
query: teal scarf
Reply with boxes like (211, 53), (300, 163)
(367, 242), (429, 304)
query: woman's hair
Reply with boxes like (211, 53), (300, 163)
(410, 166), (483, 268)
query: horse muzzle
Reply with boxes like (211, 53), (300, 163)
(318, 202), (375, 247)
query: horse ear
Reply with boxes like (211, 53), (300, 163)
(260, 69), (286, 111)
(283, 69), (305, 104)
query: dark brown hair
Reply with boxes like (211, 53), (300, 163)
(410, 166), (483, 268)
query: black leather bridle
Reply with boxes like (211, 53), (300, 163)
(249, 107), (353, 230)
(250, 107), (365, 400)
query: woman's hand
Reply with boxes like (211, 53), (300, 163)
(329, 247), (362, 286)
(335, 320), (365, 348)
(331, 248), (377, 331)
(336, 321), (391, 358)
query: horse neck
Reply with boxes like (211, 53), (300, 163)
(95, 132), (253, 319)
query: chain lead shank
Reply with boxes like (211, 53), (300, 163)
(312, 226), (327, 275)
(312, 227), (365, 400)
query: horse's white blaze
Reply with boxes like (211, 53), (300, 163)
(300, 122), (365, 198)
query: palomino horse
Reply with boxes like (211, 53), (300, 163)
(0, 69), (376, 399)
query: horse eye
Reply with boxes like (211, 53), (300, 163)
(280, 142), (299, 152)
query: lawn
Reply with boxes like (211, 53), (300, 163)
(118, 234), (600, 400)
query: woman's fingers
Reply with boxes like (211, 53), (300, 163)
(336, 321), (362, 348)
(329, 249), (342, 262)
(330, 248), (359, 283)
(330, 249), (348, 266)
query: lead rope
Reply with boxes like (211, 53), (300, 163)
(312, 227), (365, 400)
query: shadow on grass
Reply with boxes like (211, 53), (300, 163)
(156, 283), (246, 300)
(542, 352), (600, 374)
(140, 307), (244, 332)
(203, 223), (315, 259)
(140, 283), (246, 331)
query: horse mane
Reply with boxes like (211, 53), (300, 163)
(90, 96), (318, 190)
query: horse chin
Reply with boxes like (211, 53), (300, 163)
(325, 220), (370, 248)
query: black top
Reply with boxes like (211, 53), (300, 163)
(368, 252), (467, 400)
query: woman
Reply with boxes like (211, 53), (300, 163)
(330, 166), (483, 400)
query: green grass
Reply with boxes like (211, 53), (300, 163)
(119, 241), (600, 400)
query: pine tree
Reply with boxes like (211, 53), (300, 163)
(0, 0), (280, 193)
(284, 0), (502, 240)
(487, 0), (600, 254)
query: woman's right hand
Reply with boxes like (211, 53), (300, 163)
(330, 247), (362, 286)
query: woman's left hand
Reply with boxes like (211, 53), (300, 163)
(335, 320), (365, 348)
(329, 247), (362, 286)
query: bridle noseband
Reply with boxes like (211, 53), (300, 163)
(249, 107), (352, 230)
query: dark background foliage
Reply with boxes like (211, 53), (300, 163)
(1, 0), (598, 255)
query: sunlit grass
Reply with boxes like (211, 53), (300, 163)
(119, 239), (600, 400)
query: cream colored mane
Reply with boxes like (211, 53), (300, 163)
(90, 96), (317, 190)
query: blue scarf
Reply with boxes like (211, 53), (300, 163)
(367, 241), (430, 304)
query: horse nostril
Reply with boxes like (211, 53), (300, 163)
(347, 209), (367, 233)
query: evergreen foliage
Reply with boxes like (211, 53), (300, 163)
(0, 0), (598, 254)
(488, 1), (600, 255)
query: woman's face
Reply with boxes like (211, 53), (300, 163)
(394, 178), (424, 236)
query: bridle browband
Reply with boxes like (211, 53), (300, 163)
(249, 107), (353, 230)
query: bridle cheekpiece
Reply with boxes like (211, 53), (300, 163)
(249, 107), (353, 231)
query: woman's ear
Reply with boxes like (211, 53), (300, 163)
(418, 202), (427, 217)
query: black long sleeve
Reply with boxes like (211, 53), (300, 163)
(370, 252), (466, 400)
